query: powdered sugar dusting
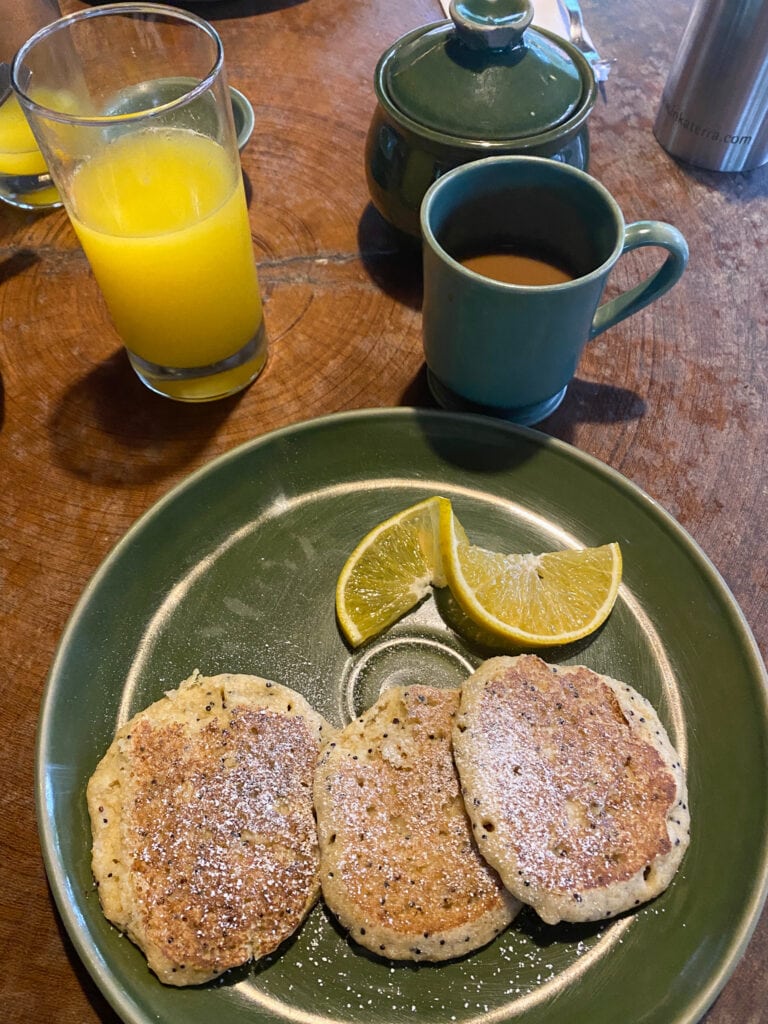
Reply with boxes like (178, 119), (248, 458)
(123, 694), (321, 979)
(313, 686), (517, 961)
(228, 901), (628, 1023)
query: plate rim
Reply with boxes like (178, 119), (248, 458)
(35, 406), (768, 1024)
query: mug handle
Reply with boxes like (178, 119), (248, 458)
(590, 221), (689, 338)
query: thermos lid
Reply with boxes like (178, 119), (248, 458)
(381, 0), (584, 141)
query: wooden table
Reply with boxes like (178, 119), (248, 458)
(2, 1), (766, 1021)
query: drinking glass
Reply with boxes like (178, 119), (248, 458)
(0, 0), (62, 210)
(12, 2), (267, 402)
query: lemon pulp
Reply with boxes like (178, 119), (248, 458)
(335, 496), (449, 647)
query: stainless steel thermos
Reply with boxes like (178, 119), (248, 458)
(653, 0), (768, 172)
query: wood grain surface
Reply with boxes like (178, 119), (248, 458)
(1, 1), (766, 1022)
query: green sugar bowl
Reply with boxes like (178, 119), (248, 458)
(365, 0), (597, 238)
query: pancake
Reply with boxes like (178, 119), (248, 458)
(313, 685), (521, 961)
(453, 655), (690, 926)
(87, 672), (336, 985)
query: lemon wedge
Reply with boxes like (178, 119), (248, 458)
(335, 496), (450, 647)
(439, 501), (622, 647)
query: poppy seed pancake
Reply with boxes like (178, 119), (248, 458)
(87, 672), (336, 985)
(313, 685), (521, 961)
(453, 655), (690, 926)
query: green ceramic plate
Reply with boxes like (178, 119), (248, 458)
(37, 408), (768, 1024)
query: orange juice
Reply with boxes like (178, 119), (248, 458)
(0, 93), (60, 208)
(69, 127), (265, 398)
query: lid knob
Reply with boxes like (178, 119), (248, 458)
(449, 0), (533, 50)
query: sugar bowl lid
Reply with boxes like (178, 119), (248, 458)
(380, 0), (586, 142)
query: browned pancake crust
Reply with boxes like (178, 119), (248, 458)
(314, 685), (520, 961)
(454, 656), (690, 925)
(88, 674), (333, 984)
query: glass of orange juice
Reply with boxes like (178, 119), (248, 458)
(0, 0), (62, 210)
(12, 2), (267, 402)
(0, 92), (62, 210)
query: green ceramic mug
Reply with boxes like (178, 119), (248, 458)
(420, 156), (689, 425)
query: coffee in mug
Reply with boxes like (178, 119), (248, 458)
(420, 156), (689, 425)
(458, 247), (576, 287)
